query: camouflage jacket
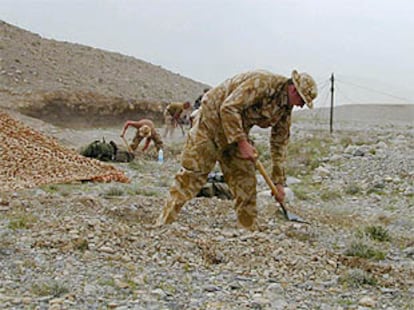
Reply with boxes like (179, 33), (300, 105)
(200, 70), (292, 184)
(165, 102), (186, 118)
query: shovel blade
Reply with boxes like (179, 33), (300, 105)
(279, 202), (310, 224)
(285, 211), (310, 224)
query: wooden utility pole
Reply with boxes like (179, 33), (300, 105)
(330, 73), (335, 133)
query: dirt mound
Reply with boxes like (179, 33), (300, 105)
(0, 111), (130, 192)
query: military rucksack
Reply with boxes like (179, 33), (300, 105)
(80, 139), (135, 163)
(114, 150), (135, 163)
(197, 172), (233, 200)
(80, 139), (116, 161)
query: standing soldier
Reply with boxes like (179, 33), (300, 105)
(156, 69), (317, 230)
(163, 101), (192, 138)
(190, 88), (211, 127)
(193, 88), (210, 110)
(120, 119), (163, 153)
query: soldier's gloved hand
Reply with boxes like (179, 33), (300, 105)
(237, 139), (257, 162)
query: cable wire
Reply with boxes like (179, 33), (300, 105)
(335, 78), (412, 103)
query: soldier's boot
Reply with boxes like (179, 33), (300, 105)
(237, 208), (258, 231)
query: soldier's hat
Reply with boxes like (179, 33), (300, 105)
(291, 70), (318, 109)
(138, 125), (151, 138)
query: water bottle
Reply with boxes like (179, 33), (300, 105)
(158, 149), (164, 163)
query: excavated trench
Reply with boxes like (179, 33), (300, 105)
(17, 90), (168, 128)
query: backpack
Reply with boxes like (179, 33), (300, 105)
(80, 139), (135, 163)
(80, 138), (116, 162)
(197, 172), (233, 200)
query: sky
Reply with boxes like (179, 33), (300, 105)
(2, 0), (414, 107)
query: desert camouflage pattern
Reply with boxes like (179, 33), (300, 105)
(291, 70), (318, 109)
(163, 102), (189, 137)
(131, 128), (163, 152)
(158, 70), (293, 230)
(0, 111), (129, 192)
(138, 125), (151, 138)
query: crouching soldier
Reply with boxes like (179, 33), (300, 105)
(120, 119), (163, 153)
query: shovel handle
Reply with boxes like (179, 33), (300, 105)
(121, 136), (133, 153)
(255, 159), (290, 219)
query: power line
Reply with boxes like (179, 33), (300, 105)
(314, 82), (331, 108)
(335, 78), (412, 103)
(317, 80), (330, 93)
(335, 84), (356, 104)
(316, 77), (330, 86)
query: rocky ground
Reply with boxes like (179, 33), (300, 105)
(1, 19), (413, 310)
(1, 113), (413, 310)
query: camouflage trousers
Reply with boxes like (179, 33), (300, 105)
(157, 120), (258, 230)
(163, 114), (176, 138)
(131, 131), (163, 152)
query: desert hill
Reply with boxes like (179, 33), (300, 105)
(0, 20), (209, 126)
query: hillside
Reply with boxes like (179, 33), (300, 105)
(0, 20), (209, 126)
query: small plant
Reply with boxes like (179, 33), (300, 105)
(134, 188), (159, 197)
(287, 133), (333, 177)
(364, 225), (391, 242)
(105, 186), (124, 197)
(339, 136), (353, 147)
(320, 188), (342, 201)
(285, 229), (315, 243)
(291, 185), (310, 201)
(367, 183), (385, 195)
(344, 183), (362, 195)
(98, 277), (116, 287)
(128, 160), (147, 171)
(31, 280), (69, 297)
(339, 269), (377, 287)
(345, 239), (387, 260)
(73, 238), (89, 252)
(8, 214), (37, 230)
(42, 184), (59, 193)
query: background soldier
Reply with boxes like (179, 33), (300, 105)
(193, 88), (210, 110)
(163, 101), (192, 138)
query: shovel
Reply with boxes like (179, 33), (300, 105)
(176, 119), (186, 136)
(121, 136), (133, 153)
(255, 159), (310, 224)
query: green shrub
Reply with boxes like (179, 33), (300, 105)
(320, 189), (342, 201)
(345, 239), (387, 260)
(344, 183), (362, 195)
(287, 133), (333, 177)
(31, 280), (69, 297)
(364, 225), (391, 242)
(8, 214), (37, 230)
(105, 186), (124, 197)
(339, 269), (377, 287)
